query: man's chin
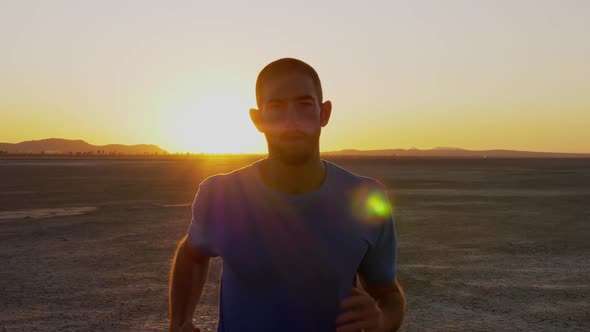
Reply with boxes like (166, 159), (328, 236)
(271, 145), (315, 165)
(267, 138), (319, 165)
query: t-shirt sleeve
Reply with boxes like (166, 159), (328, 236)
(186, 179), (219, 257)
(357, 189), (397, 285)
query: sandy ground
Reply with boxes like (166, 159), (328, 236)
(1, 156), (589, 331)
(0, 207), (97, 220)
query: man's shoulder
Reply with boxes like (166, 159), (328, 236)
(327, 161), (387, 192)
(198, 160), (258, 193)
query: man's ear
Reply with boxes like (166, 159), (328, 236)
(250, 108), (264, 133)
(320, 100), (332, 127)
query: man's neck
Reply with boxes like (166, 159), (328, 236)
(260, 155), (327, 195)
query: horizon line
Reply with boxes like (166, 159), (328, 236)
(1, 137), (589, 155)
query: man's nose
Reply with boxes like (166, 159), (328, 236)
(283, 103), (303, 126)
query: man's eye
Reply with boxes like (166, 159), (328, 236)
(268, 102), (283, 109)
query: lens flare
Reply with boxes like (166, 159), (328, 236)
(366, 191), (391, 217)
(350, 184), (393, 224)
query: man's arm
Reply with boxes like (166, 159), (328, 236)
(169, 235), (211, 332)
(337, 181), (405, 332)
(361, 278), (407, 332)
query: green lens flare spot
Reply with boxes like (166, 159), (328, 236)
(366, 191), (391, 217)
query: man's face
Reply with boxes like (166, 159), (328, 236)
(255, 72), (331, 165)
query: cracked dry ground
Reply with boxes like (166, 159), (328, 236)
(1, 157), (589, 331)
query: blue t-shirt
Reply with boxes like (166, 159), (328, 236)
(187, 159), (397, 332)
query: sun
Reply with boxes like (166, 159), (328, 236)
(157, 89), (265, 154)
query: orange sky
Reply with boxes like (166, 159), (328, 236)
(1, 1), (589, 153)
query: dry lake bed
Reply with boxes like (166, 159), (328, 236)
(1, 156), (589, 331)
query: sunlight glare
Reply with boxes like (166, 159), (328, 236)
(158, 89), (264, 154)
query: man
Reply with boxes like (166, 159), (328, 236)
(169, 58), (406, 332)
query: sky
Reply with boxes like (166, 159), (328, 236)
(1, 0), (589, 153)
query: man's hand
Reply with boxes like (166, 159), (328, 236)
(336, 287), (384, 332)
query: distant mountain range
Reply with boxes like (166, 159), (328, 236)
(0, 138), (167, 155)
(0, 138), (588, 157)
(323, 147), (590, 158)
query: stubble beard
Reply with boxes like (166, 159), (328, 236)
(267, 133), (320, 166)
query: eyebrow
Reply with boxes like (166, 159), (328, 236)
(267, 95), (315, 103)
(266, 98), (284, 104)
(294, 95), (316, 102)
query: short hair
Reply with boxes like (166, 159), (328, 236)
(255, 58), (323, 108)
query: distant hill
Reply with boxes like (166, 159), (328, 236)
(1, 139), (588, 157)
(323, 147), (590, 158)
(0, 138), (167, 155)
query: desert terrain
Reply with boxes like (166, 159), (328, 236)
(1, 156), (589, 331)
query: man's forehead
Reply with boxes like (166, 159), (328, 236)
(261, 73), (318, 102)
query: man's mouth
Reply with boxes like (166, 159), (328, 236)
(281, 133), (307, 140)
